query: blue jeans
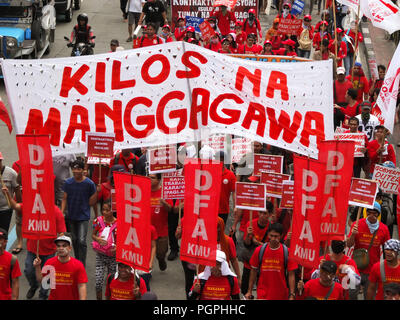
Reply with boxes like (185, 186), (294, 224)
(344, 52), (354, 76)
(25, 250), (55, 299)
(66, 219), (89, 267)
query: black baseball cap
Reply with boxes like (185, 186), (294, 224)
(0, 228), (8, 240)
(70, 160), (85, 169)
(320, 260), (337, 274)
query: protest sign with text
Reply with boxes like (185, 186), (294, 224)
(372, 164), (400, 194)
(148, 145), (178, 174)
(348, 178), (378, 209)
(280, 180), (294, 209)
(334, 133), (366, 157)
(260, 172), (290, 198)
(180, 159), (222, 266)
(290, 155), (325, 269)
(253, 154), (283, 176)
(2, 42), (333, 159)
(235, 182), (266, 211)
(86, 132), (115, 159)
(16, 135), (56, 239)
(318, 140), (355, 240)
(277, 18), (302, 35)
(162, 172), (185, 200)
(114, 173), (151, 272)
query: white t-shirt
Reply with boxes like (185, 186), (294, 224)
(128, 0), (145, 13)
(355, 113), (380, 142)
(0, 166), (18, 211)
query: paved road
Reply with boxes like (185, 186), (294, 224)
(0, 1), (398, 300)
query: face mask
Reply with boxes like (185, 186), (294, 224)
(283, 8), (289, 14)
(210, 23), (215, 28)
(249, 14), (254, 20)
(162, 32), (168, 37)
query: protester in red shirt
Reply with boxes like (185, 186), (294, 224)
(346, 62), (370, 102)
(347, 201), (390, 299)
(297, 15), (314, 58)
(97, 164), (127, 213)
(242, 9), (262, 41)
(183, 26), (196, 42)
(174, 17), (186, 41)
(188, 250), (240, 300)
(206, 33), (222, 52)
(298, 261), (346, 300)
(367, 125), (396, 175)
(34, 235), (88, 300)
(105, 262), (147, 300)
(149, 173), (173, 272)
(0, 228), (21, 300)
(245, 222), (297, 300)
(275, 2), (296, 22)
(367, 239), (400, 300)
(210, 5), (236, 37)
(133, 22), (164, 48)
(109, 149), (139, 174)
(226, 33), (239, 53)
(2, 187), (66, 300)
(343, 21), (364, 75)
(279, 39), (297, 57)
(238, 33), (262, 54)
(334, 67), (353, 107)
(218, 38), (232, 54)
(160, 24), (174, 43)
(335, 88), (360, 121)
(234, 20), (247, 45)
(369, 64), (386, 101)
(313, 21), (331, 51)
(260, 40), (274, 55)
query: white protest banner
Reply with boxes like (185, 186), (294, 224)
(360, 0), (400, 35)
(201, 134), (226, 154)
(376, 43), (400, 133)
(231, 137), (252, 163)
(348, 178), (378, 209)
(148, 145), (177, 174)
(334, 132), (365, 157)
(372, 164), (400, 194)
(1, 42), (333, 158)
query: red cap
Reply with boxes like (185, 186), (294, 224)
(264, 40), (272, 45)
(186, 26), (195, 33)
(336, 27), (343, 34)
(248, 176), (260, 182)
(321, 20), (329, 26)
(283, 39), (296, 47)
(235, 20), (243, 27)
(248, 8), (256, 14)
(304, 15), (312, 21)
(162, 24), (170, 30)
(283, 2), (291, 8)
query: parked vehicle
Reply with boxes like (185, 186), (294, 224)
(54, 0), (80, 22)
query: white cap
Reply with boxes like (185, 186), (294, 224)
(337, 67), (345, 74)
(216, 250), (227, 262)
(54, 235), (72, 246)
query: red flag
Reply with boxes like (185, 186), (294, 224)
(16, 135), (56, 240)
(0, 97), (12, 133)
(114, 173), (151, 272)
(180, 159), (222, 266)
(290, 155), (326, 269)
(318, 140), (355, 241)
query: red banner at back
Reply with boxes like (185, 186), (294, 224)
(290, 155), (325, 269)
(180, 159), (222, 266)
(16, 135), (56, 240)
(318, 140), (355, 241)
(114, 173), (151, 272)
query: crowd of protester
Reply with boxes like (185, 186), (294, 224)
(0, 0), (399, 301)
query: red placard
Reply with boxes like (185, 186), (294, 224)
(253, 154), (283, 176)
(318, 140), (355, 241)
(16, 135), (56, 240)
(114, 173), (152, 272)
(213, 0), (238, 9)
(86, 132), (115, 159)
(334, 133), (366, 157)
(280, 180), (294, 209)
(277, 18), (302, 35)
(199, 20), (216, 42)
(148, 146), (177, 174)
(348, 178), (379, 209)
(260, 172), (290, 198)
(180, 159), (222, 266)
(235, 182), (266, 211)
(290, 155), (325, 269)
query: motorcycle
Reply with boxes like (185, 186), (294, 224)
(64, 35), (96, 56)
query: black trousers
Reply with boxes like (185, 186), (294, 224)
(181, 260), (196, 299)
(168, 209), (179, 252)
(0, 209), (13, 233)
(120, 0), (128, 18)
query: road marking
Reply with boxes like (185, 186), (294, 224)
(6, 225), (17, 252)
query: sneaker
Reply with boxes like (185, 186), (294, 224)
(158, 259), (167, 271)
(26, 287), (38, 299)
(167, 250), (178, 261)
(126, 36), (133, 42)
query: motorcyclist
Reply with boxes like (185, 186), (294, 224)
(68, 13), (95, 55)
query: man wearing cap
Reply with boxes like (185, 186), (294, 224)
(343, 21), (364, 75)
(278, 39), (297, 57)
(210, 5), (236, 37)
(239, 33), (262, 54)
(356, 101), (381, 142)
(265, 18), (280, 45)
(174, 17), (186, 41)
(2, 186), (66, 300)
(276, 2), (295, 21)
(367, 239), (400, 300)
(298, 261), (346, 300)
(261, 40), (274, 55)
(329, 28), (347, 67)
(346, 62), (370, 102)
(0, 228), (21, 300)
(0, 152), (20, 234)
(188, 250), (240, 300)
(126, 0), (145, 42)
(105, 262), (147, 300)
(109, 39), (120, 52)
(242, 9), (262, 42)
(33, 235), (88, 300)
(234, 21), (247, 46)
(347, 201), (390, 299)
(367, 125), (396, 176)
(334, 67), (353, 108)
(297, 15), (313, 58)
(61, 159), (97, 267)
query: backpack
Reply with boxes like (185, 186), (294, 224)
(243, 18), (260, 34)
(257, 243), (289, 287)
(91, 216), (117, 256)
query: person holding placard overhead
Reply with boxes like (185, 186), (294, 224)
(347, 201), (390, 300)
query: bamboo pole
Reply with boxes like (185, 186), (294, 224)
(351, 2), (361, 82)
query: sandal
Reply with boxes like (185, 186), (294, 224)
(12, 247), (23, 254)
